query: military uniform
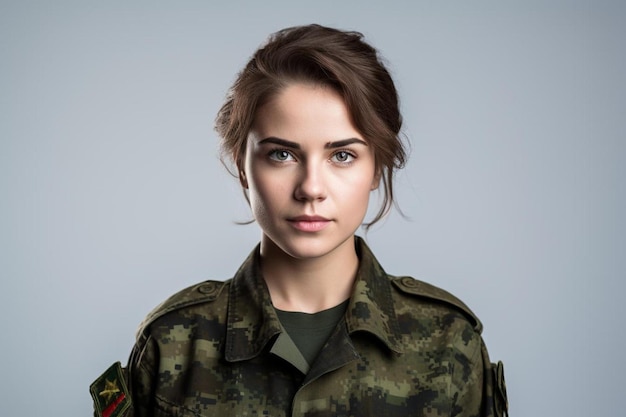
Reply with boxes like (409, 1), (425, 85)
(91, 237), (508, 416)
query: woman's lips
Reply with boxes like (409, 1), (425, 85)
(287, 215), (331, 232)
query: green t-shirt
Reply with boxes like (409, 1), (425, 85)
(275, 299), (349, 365)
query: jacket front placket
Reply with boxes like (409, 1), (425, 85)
(290, 238), (405, 416)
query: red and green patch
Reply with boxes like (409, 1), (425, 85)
(90, 362), (131, 417)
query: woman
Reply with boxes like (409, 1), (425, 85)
(91, 24), (508, 417)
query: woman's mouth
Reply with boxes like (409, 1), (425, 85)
(287, 215), (331, 232)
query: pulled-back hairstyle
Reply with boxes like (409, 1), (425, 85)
(215, 24), (407, 228)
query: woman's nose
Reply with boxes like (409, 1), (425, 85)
(294, 163), (327, 202)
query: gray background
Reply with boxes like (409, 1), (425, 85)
(1, 1), (623, 416)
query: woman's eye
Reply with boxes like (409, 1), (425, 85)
(332, 151), (355, 163)
(269, 150), (294, 162)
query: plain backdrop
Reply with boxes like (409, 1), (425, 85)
(1, 1), (624, 416)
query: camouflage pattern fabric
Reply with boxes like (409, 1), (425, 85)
(93, 237), (508, 416)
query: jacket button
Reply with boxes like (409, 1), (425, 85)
(401, 277), (418, 288)
(198, 282), (217, 295)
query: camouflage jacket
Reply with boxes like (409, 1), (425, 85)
(91, 238), (508, 417)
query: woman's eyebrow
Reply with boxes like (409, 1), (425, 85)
(257, 137), (367, 149)
(258, 137), (300, 149)
(325, 138), (368, 149)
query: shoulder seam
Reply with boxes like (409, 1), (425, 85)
(390, 275), (483, 333)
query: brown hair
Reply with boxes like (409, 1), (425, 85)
(215, 24), (407, 228)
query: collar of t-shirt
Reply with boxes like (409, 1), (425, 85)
(275, 299), (349, 366)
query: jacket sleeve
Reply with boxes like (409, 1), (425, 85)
(126, 333), (159, 417)
(450, 333), (509, 417)
(478, 342), (509, 417)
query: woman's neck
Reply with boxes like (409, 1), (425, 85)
(259, 235), (359, 313)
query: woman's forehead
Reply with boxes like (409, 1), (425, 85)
(251, 84), (364, 143)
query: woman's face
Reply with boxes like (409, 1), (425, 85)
(243, 83), (379, 260)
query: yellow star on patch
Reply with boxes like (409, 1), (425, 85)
(90, 362), (132, 417)
(99, 378), (120, 403)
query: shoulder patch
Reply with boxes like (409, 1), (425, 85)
(90, 362), (131, 417)
(137, 279), (229, 337)
(391, 276), (483, 332)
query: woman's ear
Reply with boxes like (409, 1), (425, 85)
(370, 168), (382, 190)
(239, 169), (249, 189)
(236, 155), (249, 189)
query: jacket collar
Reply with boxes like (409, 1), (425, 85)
(224, 245), (282, 362)
(224, 237), (402, 362)
(345, 238), (403, 354)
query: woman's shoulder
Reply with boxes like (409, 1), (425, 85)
(135, 278), (232, 338)
(388, 274), (483, 333)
